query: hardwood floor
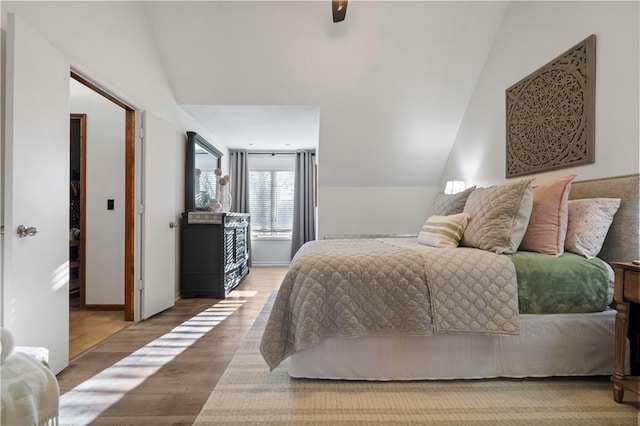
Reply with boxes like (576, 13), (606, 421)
(69, 309), (131, 359)
(57, 266), (286, 425)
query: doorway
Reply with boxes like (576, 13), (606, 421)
(69, 114), (86, 308)
(68, 73), (136, 358)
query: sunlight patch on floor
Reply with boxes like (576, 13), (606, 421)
(58, 297), (251, 424)
(228, 290), (258, 298)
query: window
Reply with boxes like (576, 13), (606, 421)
(195, 168), (218, 209)
(249, 170), (295, 237)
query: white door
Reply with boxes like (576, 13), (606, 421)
(141, 112), (177, 319)
(3, 13), (71, 374)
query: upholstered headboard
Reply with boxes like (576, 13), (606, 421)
(569, 174), (639, 263)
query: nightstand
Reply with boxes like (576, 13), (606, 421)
(611, 261), (640, 403)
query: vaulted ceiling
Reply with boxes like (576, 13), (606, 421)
(141, 1), (507, 184)
(3, 0), (508, 186)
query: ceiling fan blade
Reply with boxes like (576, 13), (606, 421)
(332, 0), (348, 23)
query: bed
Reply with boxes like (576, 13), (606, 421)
(260, 174), (639, 380)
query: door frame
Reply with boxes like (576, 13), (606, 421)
(70, 72), (136, 321)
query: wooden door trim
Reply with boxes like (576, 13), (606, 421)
(71, 71), (135, 321)
(124, 109), (135, 321)
(70, 114), (87, 309)
(71, 72), (131, 111)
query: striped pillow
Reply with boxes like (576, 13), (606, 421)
(418, 213), (471, 248)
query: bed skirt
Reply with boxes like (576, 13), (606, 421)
(289, 309), (625, 380)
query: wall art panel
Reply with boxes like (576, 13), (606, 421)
(506, 35), (596, 177)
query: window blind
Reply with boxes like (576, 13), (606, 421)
(249, 170), (295, 236)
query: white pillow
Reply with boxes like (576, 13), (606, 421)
(461, 178), (534, 254)
(565, 198), (621, 259)
(418, 213), (471, 248)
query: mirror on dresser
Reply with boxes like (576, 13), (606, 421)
(185, 131), (223, 212)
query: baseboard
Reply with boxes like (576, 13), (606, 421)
(84, 304), (124, 311)
(251, 261), (291, 267)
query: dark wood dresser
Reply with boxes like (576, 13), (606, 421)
(180, 212), (250, 299)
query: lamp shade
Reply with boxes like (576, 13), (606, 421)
(444, 180), (466, 195)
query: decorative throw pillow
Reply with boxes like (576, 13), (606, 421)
(519, 175), (575, 256)
(418, 213), (471, 248)
(565, 198), (621, 259)
(461, 178), (534, 254)
(425, 186), (476, 218)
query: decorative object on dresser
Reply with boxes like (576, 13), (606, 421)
(611, 261), (640, 403)
(217, 173), (232, 212)
(180, 212), (250, 299)
(506, 35), (595, 178)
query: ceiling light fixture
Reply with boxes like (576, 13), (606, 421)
(332, 0), (348, 23)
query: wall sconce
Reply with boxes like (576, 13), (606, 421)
(444, 180), (466, 195)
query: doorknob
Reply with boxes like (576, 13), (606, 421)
(169, 222), (178, 229)
(17, 225), (38, 238)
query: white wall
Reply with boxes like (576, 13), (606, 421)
(318, 186), (437, 239)
(0, 5), (5, 317)
(70, 78), (125, 305)
(440, 1), (639, 188)
(251, 240), (292, 267)
(315, 101), (444, 238)
(1, 1), (228, 174)
(2, 3), (214, 141)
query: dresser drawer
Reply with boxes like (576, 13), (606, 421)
(181, 212), (250, 299)
(624, 271), (640, 303)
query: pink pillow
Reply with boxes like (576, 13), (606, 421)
(519, 175), (575, 256)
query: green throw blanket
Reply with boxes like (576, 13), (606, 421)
(509, 251), (611, 314)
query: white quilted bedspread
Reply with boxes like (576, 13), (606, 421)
(260, 238), (518, 370)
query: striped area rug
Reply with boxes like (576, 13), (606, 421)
(195, 295), (639, 425)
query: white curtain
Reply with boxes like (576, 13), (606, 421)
(291, 150), (316, 259)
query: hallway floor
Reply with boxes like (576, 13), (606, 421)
(69, 307), (131, 359)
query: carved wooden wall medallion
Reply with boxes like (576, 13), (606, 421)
(506, 35), (596, 178)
